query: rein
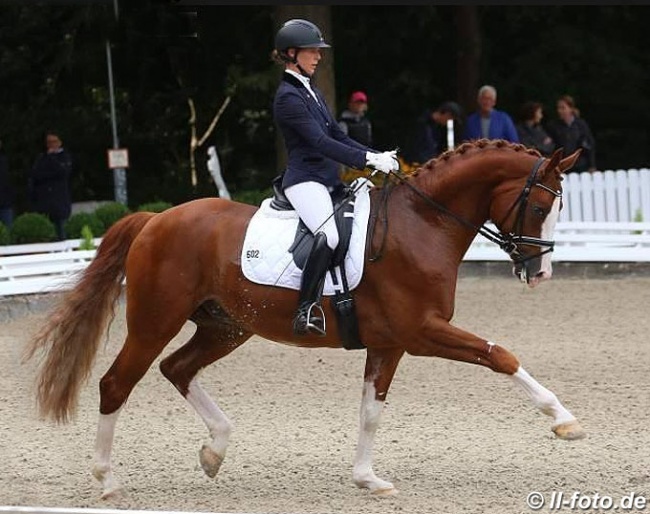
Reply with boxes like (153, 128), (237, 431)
(369, 156), (561, 265)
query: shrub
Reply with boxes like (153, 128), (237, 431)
(233, 188), (274, 207)
(65, 212), (105, 238)
(94, 202), (131, 231)
(10, 212), (56, 244)
(0, 222), (10, 245)
(137, 201), (173, 213)
(78, 225), (96, 250)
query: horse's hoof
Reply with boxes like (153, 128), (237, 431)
(100, 484), (124, 500)
(552, 420), (587, 440)
(199, 444), (224, 478)
(372, 487), (399, 497)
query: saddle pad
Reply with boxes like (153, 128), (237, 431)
(241, 179), (373, 296)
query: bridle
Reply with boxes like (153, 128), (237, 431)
(368, 156), (562, 266)
(493, 157), (562, 265)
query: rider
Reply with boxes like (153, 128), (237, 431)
(273, 18), (399, 337)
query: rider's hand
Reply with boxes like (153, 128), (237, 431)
(365, 151), (399, 174)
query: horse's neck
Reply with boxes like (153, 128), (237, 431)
(411, 154), (507, 227)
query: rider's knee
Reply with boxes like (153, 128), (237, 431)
(324, 229), (339, 251)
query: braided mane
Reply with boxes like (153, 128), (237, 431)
(409, 139), (542, 178)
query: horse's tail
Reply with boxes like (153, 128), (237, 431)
(23, 211), (155, 424)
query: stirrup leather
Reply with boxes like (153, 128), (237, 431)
(294, 302), (326, 336)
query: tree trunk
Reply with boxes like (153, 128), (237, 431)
(273, 5), (334, 173)
(455, 6), (481, 121)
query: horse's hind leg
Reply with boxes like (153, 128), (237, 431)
(93, 311), (189, 498)
(159, 307), (252, 480)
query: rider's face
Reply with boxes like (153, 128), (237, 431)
(291, 47), (322, 76)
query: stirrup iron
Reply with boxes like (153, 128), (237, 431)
(304, 302), (326, 336)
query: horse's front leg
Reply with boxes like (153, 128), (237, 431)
(408, 318), (586, 440)
(353, 347), (404, 496)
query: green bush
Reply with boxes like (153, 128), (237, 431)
(232, 188), (274, 207)
(94, 202), (131, 231)
(137, 201), (173, 213)
(10, 212), (56, 244)
(0, 222), (10, 245)
(65, 212), (105, 238)
(78, 225), (96, 250)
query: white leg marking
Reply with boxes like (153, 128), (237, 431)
(186, 377), (233, 478)
(511, 366), (575, 426)
(352, 381), (397, 495)
(91, 409), (123, 499)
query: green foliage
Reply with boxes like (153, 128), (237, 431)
(94, 202), (131, 231)
(10, 213), (56, 244)
(0, 222), (10, 245)
(232, 188), (274, 207)
(65, 212), (105, 238)
(137, 201), (173, 213)
(78, 225), (96, 250)
(633, 209), (643, 222)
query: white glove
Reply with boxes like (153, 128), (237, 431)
(365, 150), (399, 174)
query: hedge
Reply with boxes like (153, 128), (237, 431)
(10, 212), (56, 244)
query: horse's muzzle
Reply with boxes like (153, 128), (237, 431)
(514, 261), (552, 288)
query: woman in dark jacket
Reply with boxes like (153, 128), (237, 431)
(546, 95), (596, 173)
(515, 101), (555, 157)
(272, 19), (398, 336)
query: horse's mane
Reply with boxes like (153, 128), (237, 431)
(409, 139), (542, 178)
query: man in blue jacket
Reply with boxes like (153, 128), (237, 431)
(463, 85), (519, 143)
(272, 19), (398, 336)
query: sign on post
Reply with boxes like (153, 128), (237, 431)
(107, 148), (129, 169)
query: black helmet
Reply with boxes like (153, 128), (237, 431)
(275, 19), (331, 61)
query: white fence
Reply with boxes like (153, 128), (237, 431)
(560, 168), (650, 222)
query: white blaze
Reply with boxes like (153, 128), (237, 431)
(538, 195), (562, 280)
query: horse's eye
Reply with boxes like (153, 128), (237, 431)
(532, 205), (546, 218)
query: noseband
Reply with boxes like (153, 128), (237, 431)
(372, 156), (562, 266)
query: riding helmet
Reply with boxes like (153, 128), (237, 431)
(275, 19), (331, 61)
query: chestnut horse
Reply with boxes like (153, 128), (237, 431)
(24, 140), (584, 499)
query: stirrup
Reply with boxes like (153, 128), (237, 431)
(294, 303), (326, 336)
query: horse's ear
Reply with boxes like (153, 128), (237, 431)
(558, 149), (582, 173)
(541, 148), (564, 179)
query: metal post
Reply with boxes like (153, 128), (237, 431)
(106, 0), (127, 205)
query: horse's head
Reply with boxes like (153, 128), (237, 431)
(491, 148), (581, 287)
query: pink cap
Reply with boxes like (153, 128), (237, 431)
(350, 91), (368, 103)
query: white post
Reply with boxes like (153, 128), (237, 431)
(207, 146), (231, 200)
(446, 119), (455, 150)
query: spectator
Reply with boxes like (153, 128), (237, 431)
(546, 94), (596, 173)
(515, 101), (554, 157)
(28, 130), (75, 240)
(338, 90), (373, 147)
(0, 138), (14, 229)
(403, 101), (463, 165)
(463, 84), (519, 143)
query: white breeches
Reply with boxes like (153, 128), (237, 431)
(284, 181), (339, 250)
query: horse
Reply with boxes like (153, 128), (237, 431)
(24, 139), (584, 499)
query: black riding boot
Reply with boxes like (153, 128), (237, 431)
(293, 232), (334, 336)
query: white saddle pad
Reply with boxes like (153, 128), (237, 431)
(241, 179), (373, 296)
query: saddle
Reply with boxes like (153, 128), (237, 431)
(269, 174), (364, 351)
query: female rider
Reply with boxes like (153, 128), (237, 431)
(273, 18), (398, 337)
